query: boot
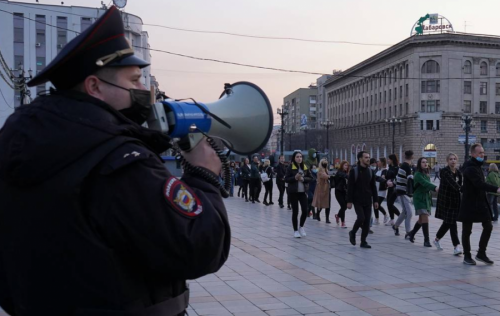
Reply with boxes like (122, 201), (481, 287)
(316, 209), (321, 221)
(408, 222), (421, 243)
(422, 223), (432, 247)
(325, 209), (331, 223)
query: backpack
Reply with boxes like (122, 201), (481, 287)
(260, 167), (270, 182)
(353, 165), (372, 183)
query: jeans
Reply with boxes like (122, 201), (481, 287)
(290, 192), (308, 231)
(395, 195), (413, 232)
(462, 220), (493, 256)
(335, 190), (347, 222)
(436, 221), (460, 246)
(488, 194), (499, 221)
(277, 180), (286, 206)
(352, 204), (371, 242)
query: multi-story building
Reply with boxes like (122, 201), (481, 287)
(283, 86), (318, 132)
(0, 0), (153, 127)
(325, 33), (500, 166)
(315, 74), (332, 125)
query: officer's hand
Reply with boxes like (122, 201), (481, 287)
(181, 137), (221, 175)
(347, 203), (352, 209)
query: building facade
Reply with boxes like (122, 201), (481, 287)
(283, 86), (318, 132)
(325, 33), (500, 166)
(0, 0), (153, 127)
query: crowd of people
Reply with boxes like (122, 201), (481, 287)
(229, 144), (499, 265)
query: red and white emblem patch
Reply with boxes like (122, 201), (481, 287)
(164, 177), (203, 217)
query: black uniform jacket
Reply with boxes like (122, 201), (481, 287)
(458, 158), (497, 223)
(275, 163), (287, 182)
(284, 163), (312, 194)
(0, 91), (230, 316)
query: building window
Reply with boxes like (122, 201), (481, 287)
(496, 102), (500, 114)
(421, 80), (440, 93)
(379, 92), (382, 104)
(464, 60), (472, 74)
(81, 17), (92, 32)
(464, 81), (472, 94)
(389, 71), (392, 84)
(421, 101), (426, 112)
(426, 120), (434, 130)
(496, 83), (500, 95)
(389, 90), (391, 101)
(436, 120), (440, 130)
(394, 88), (397, 100)
(480, 101), (488, 114)
(464, 100), (472, 113)
(384, 91), (386, 102)
(399, 86), (403, 99)
(405, 64), (409, 78)
(497, 63), (500, 76)
(389, 107), (392, 117)
(420, 120), (424, 130)
(421, 60), (440, 74)
(56, 16), (68, 53)
(406, 103), (409, 114)
(405, 84), (409, 97)
(480, 61), (488, 75)
(400, 104), (403, 115)
(480, 82), (488, 95)
(481, 138), (488, 146)
(497, 121), (500, 133)
(481, 120), (488, 133)
(375, 94), (377, 104)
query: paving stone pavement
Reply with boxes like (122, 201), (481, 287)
(187, 185), (500, 316)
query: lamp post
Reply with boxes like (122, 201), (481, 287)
(285, 131), (295, 151)
(461, 115), (475, 162)
(385, 116), (402, 154)
(321, 120), (334, 157)
(11, 63), (33, 106)
(277, 108), (288, 155)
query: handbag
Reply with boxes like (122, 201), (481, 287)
(260, 167), (270, 182)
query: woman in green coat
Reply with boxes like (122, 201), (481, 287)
(486, 163), (500, 222)
(408, 157), (439, 247)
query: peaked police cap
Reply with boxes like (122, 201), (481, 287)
(28, 5), (150, 90)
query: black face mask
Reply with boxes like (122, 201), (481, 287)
(98, 78), (152, 125)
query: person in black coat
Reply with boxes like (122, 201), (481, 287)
(275, 155), (287, 208)
(260, 159), (275, 205)
(458, 144), (500, 265)
(434, 153), (463, 255)
(334, 160), (350, 227)
(249, 156), (262, 203)
(239, 158), (251, 202)
(285, 151), (312, 238)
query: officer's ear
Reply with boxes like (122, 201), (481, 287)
(83, 75), (106, 101)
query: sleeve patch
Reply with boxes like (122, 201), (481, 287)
(164, 177), (203, 217)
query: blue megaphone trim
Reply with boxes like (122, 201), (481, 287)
(161, 100), (212, 138)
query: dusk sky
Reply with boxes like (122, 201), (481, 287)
(11, 0), (500, 124)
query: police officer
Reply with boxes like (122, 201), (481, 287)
(0, 6), (230, 316)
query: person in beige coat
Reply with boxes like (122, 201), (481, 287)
(313, 158), (332, 223)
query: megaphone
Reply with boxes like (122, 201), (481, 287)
(147, 82), (273, 155)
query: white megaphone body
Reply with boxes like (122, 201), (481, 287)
(147, 82), (273, 155)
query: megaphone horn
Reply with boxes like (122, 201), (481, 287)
(147, 82), (274, 155)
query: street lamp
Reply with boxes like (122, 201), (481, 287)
(285, 131), (295, 151)
(385, 116), (402, 154)
(461, 115), (475, 162)
(321, 120), (334, 157)
(277, 108), (288, 155)
(10, 63), (33, 106)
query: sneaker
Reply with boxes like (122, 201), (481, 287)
(385, 219), (395, 226)
(349, 230), (356, 245)
(454, 245), (463, 256)
(476, 252), (494, 264)
(383, 215), (389, 224)
(392, 225), (400, 236)
(263, 202), (269, 206)
(374, 219), (380, 225)
(434, 239), (443, 250)
(335, 214), (340, 224)
(463, 256), (477, 265)
(294, 231), (301, 238)
(360, 242), (372, 249)
(299, 227), (307, 237)
(341, 222), (347, 228)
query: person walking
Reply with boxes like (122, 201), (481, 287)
(260, 159), (274, 206)
(459, 144), (500, 265)
(285, 151), (312, 238)
(249, 155), (262, 203)
(276, 155), (287, 208)
(486, 163), (500, 222)
(434, 153), (463, 255)
(334, 161), (350, 228)
(385, 154), (401, 226)
(308, 164), (318, 218)
(434, 162), (441, 181)
(229, 161), (236, 197)
(347, 151), (378, 248)
(392, 150), (414, 237)
(240, 158), (251, 202)
(407, 157), (438, 247)
(375, 158), (390, 224)
(313, 159), (332, 223)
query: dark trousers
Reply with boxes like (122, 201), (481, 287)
(335, 190), (347, 222)
(374, 196), (387, 218)
(241, 179), (249, 199)
(290, 192), (308, 231)
(436, 221), (460, 246)
(488, 195), (499, 221)
(386, 189), (400, 220)
(277, 180), (286, 206)
(352, 204), (372, 242)
(263, 180), (273, 203)
(462, 220), (493, 256)
(249, 178), (261, 201)
(286, 187), (291, 207)
(434, 172), (440, 180)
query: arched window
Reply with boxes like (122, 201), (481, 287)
(384, 72), (387, 85)
(389, 71), (392, 83)
(421, 60), (440, 73)
(464, 60), (472, 74)
(399, 67), (403, 79)
(480, 61), (488, 75)
(394, 69), (398, 81)
(497, 63), (500, 76)
(405, 64), (409, 78)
